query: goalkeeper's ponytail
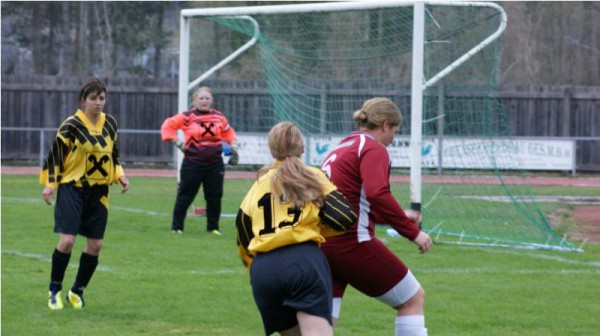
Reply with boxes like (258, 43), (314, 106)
(257, 122), (325, 208)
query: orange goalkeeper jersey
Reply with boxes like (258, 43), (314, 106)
(160, 108), (237, 166)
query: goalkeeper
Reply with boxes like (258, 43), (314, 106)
(161, 86), (239, 235)
(236, 122), (356, 336)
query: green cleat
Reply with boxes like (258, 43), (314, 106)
(172, 229), (183, 234)
(66, 290), (85, 309)
(210, 230), (222, 236)
(48, 290), (64, 310)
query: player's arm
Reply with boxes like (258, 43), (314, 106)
(40, 123), (73, 204)
(312, 168), (357, 236)
(235, 208), (255, 271)
(220, 116), (238, 145)
(160, 113), (185, 142)
(319, 189), (357, 233)
(220, 116), (239, 165)
(108, 118), (126, 184)
(39, 122), (73, 189)
(360, 146), (420, 240)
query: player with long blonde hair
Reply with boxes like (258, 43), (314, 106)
(236, 122), (356, 336)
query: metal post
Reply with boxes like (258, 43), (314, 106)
(176, 14), (191, 182)
(409, 2), (425, 213)
(39, 129), (45, 167)
(437, 84), (445, 176)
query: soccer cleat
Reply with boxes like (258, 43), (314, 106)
(172, 229), (183, 234)
(210, 230), (222, 236)
(48, 290), (64, 310)
(66, 290), (85, 309)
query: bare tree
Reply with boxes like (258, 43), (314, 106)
(30, 3), (45, 74)
(153, 6), (165, 78)
(92, 2), (115, 77)
(74, 3), (89, 75)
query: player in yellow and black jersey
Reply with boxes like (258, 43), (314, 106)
(40, 78), (129, 311)
(236, 122), (356, 336)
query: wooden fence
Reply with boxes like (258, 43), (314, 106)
(2, 76), (599, 171)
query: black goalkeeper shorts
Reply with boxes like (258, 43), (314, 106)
(250, 241), (333, 335)
(54, 184), (109, 239)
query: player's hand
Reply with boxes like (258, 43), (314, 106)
(413, 231), (433, 254)
(228, 148), (239, 165)
(119, 176), (130, 193)
(42, 186), (55, 205)
(172, 138), (185, 152)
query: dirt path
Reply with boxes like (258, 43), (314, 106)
(569, 206), (600, 243)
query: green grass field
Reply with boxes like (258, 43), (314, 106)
(2, 174), (599, 335)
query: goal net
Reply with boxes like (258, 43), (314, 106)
(179, 1), (580, 252)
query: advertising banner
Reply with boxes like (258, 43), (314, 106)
(236, 134), (574, 171)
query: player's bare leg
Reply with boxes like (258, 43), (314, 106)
(56, 233), (77, 253)
(279, 325), (301, 336)
(393, 286), (427, 336)
(296, 312), (333, 336)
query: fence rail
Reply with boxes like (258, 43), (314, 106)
(2, 127), (598, 176)
(2, 76), (599, 172)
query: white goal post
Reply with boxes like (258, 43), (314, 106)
(177, 1), (507, 213)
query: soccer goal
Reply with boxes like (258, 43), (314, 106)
(177, 1), (581, 252)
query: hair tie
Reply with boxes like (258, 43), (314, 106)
(360, 110), (367, 120)
(81, 87), (89, 99)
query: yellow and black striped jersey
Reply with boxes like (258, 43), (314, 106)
(39, 109), (125, 189)
(236, 162), (356, 269)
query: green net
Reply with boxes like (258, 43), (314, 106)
(185, 3), (578, 251)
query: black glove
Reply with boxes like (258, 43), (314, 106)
(228, 148), (239, 165)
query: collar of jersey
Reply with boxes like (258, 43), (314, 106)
(350, 130), (375, 139)
(76, 109), (105, 130)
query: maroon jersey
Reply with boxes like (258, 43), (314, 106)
(321, 131), (420, 243)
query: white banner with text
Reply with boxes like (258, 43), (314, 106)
(233, 134), (575, 171)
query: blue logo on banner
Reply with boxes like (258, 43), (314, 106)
(316, 143), (329, 155)
(422, 144), (432, 156)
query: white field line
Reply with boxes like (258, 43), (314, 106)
(187, 269), (240, 275)
(112, 206), (237, 218)
(455, 195), (600, 205)
(3, 197), (41, 203)
(5, 248), (598, 276)
(380, 236), (600, 268)
(8, 198), (599, 273)
(420, 268), (600, 275)
(7, 248), (597, 276)
(2, 249), (113, 272)
(3, 197), (237, 218)
(2, 249), (241, 276)
(484, 248), (600, 268)
(112, 206), (169, 217)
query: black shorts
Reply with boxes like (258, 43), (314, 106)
(54, 184), (109, 239)
(250, 241), (333, 335)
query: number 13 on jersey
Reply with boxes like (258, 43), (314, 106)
(257, 192), (303, 236)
